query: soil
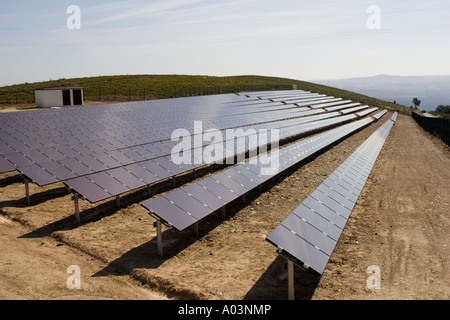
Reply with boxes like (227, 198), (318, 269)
(0, 112), (448, 300)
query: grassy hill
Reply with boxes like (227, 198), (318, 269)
(0, 74), (410, 114)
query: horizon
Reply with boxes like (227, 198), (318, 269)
(2, 72), (450, 89)
(1, 1), (450, 87)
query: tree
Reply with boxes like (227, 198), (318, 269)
(435, 105), (450, 114)
(412, 97), (421, 109)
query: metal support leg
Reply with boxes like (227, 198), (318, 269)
(73, 194), (80, 225)
(156, 220), (163, 257)
(194, 222), (199, 238)
(221, 207), (226, 217)
(24, 179), (31, 206)
(115, 195), (120, 209)
(172, 176), (176, 187)
(288, 260), (295, 300)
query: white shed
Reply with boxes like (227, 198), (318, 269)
(35, 87), (83, 108)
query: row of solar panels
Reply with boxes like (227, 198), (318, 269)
(0, 90), (387, 249)
(266, 112), (397, 275)
(15, 108), (351, 186)
(64, 111), (370, 205)
(0, 91), (324, 147)
(0, 92), (377, 208)
(4, 100), (371, 181)
(0, 92), (355, 174)
(141, 114), (381, 237)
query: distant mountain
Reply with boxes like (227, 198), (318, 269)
(316, 74), (450, 111)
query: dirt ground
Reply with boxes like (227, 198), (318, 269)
(0, 112), (448, 300)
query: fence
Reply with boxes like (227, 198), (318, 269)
(412, 112), (450, 146)
(0, 84), (294, 105)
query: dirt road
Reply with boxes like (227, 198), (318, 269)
(0, 113), (448, 300)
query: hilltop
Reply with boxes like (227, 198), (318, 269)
(0, 74), (409, 114)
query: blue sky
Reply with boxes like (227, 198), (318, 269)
(1, 0), (449, 86)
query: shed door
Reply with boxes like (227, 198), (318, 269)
(73, 89), (82, 105)
(62, 90), (71, 106)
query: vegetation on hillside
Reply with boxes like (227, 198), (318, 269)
(430, 105), (450, 119)
(0, 74), (410, 114)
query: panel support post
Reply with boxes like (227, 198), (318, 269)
(115, 195), (120, 209)
(73, 194), (80, 225)
(194, 221), (199, 238)
(24, 179), (31, 206)
(287, 259), (295, 300)
(156, 219), (163, 257)
(147, 185), (152, 197)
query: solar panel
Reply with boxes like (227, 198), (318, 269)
(65, 176), (111, 204)
(141, 115), (377, 259)
(145, 196), (197, 231)
(183, 183), (227, 211)
(373, 109), (387, 120)
(163, 189), (211, 220)
(266, 113), (397, 277)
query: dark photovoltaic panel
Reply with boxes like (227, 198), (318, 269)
(68, 111), (361, 204)
(7, 92), (347, 182)
(324, 102), (360, 112)
(266, 113), (397, 274)
(0, 89), (387, 239)
(356, 107), (378, 118)
(142, 116), (376, 231)
(373, 109), (387, 120)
